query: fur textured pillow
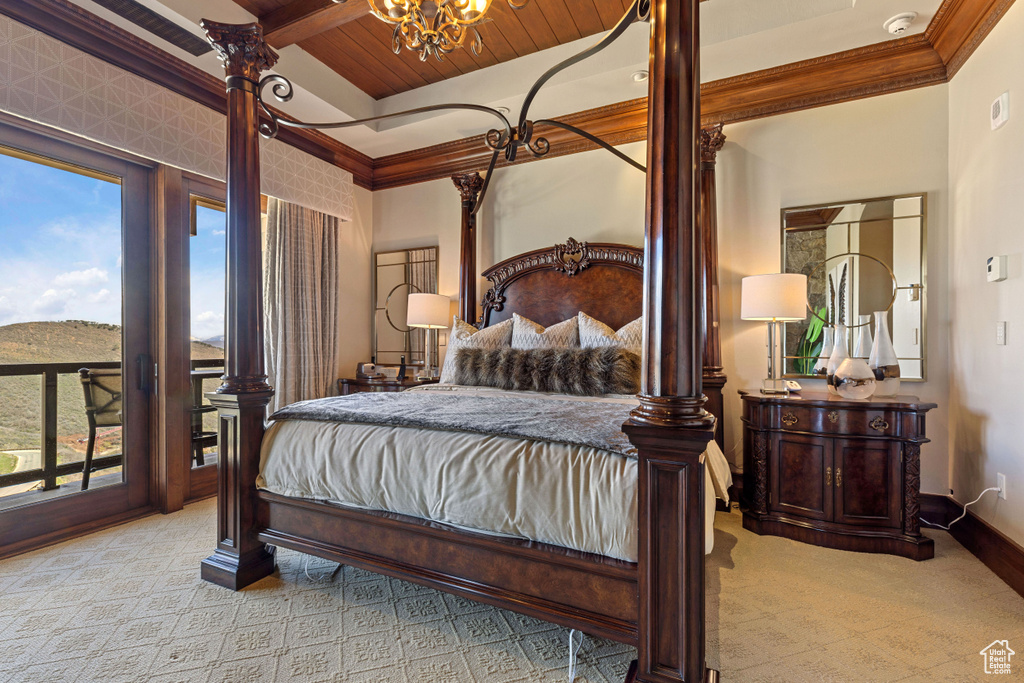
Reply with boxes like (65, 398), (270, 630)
(439, 316), (513, 384)
(511, 313), (580, 349)
(578, 312), (643, 356)
(452, 346), (640, 396)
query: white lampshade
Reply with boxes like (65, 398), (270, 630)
(407, 293), (451, 329)
(740, 273), (808, 321)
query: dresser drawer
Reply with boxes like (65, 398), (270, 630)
(769, 405), (899, 437)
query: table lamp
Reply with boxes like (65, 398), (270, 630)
(741, 273), (808, 395)
(407, 293), (450, 380)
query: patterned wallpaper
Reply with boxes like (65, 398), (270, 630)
(0, 15), (354, 221)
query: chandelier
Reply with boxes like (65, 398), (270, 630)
(366, 0), (528, 62)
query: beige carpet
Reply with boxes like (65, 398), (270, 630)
(0, 499), (1021, 682)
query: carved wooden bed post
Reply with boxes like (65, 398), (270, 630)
(622, 0), (717, 680)
(453, 172), (485, 323)
(199, 20), (278, 590)
(700, 124), (727, 451)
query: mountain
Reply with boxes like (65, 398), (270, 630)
(203, 335), (225, 349)
(0, 321), (224, 473)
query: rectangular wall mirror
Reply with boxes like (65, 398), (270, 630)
(782, 194), (926, 380)
(374, 247), (439, 367)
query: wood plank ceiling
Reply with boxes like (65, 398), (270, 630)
(233, 0), (642, 99)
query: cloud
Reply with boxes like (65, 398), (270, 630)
(87, 289), (112, 304)
(33, 288), (77, 316)
(54, 267), (109, 288)
(212, 229), (226, 236)
(197, 311), (223, 323)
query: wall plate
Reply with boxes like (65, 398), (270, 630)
(992, 91), (1010, 130)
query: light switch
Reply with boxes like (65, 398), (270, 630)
(997, 321), (1007, 345)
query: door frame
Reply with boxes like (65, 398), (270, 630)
(0, 118), (155, 556)
(153, 168), (230, 510)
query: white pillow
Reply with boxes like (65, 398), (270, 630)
(578, 312), (643, 356)
(439, 316), (513, 384)
(511, 313), (580, 350)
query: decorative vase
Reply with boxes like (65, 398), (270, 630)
(869, 311), (901, 396)
(854, 314), (873, 359)
(813, 326), (834, 377)
(834, 357), (876, 399)
(826, 324), (849, 396)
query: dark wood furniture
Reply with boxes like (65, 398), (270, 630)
(740, 390), (937, 561)
(200, 2), (717, 679)
(338, 377), (438, 395)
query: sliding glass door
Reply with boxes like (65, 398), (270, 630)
(0, 121), (151, 554)
(184, 178), (226, 500)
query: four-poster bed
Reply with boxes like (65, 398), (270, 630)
(200, 0), (719, 679)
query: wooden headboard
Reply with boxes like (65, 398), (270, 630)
(478, 238), (644, 330)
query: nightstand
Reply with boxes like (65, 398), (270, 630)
(338, 377), (439, 395)
(739, 390), (937, 561)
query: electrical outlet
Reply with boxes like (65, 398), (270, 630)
(997, 321), (1007, 345)
(997, 473), (1007, 500)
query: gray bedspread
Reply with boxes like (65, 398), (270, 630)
(269, 391), (638, 457)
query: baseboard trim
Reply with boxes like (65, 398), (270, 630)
(0, 504), (158, 561)
(919, 493), (1024, 599)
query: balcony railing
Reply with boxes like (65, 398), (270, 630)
(0, 358), (224, 493)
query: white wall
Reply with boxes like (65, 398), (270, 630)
(336, 186), (374, 385)
(947, 0), (1024, 546)
(717, 86), (951, 493)
(372, 86), (952, 494)
(373, 143), (648, 302)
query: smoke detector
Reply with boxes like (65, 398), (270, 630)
(631, 70), (649, 83)
(883, 12), (918, 35)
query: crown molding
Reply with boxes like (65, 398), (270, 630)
(0, 0), (374, 188)
(1, 0), (1015, 192)
(926, 0), (1017, 78)
(370, 0), (1015, 189)
(371, 36), (946, 188)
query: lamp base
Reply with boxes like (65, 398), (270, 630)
(760, 378), (790, 396)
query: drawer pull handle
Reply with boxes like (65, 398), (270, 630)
(836, 468), (842, 488)
(826, 467), (832, 487)
(870, 416), (889, 432)
(782, 412), (798, 426)
(828, 411), (839, 424)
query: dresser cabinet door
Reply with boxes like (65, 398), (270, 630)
(770, 433), (833, 522)
(832, 438), (902, 528)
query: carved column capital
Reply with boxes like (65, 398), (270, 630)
(201, 20), (278, 82)
(700, 123), (726, 164)
(452, 172), (485, 203)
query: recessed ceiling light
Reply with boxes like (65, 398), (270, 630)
(883, 12), (918, 35)
(631, 70), (649, 83)
(496, 106), (511, 115)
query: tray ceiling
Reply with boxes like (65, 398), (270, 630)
(234, 0), (640, 98)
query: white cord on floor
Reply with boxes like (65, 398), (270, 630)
(920, 487), (1001, 530)
(302, 554), (342, 581)
(568, 629), (585, 682)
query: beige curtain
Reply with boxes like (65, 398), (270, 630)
(265, 198), (340, 413)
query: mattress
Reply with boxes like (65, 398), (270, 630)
(257, 385), (732, 562)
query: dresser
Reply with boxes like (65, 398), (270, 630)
(338, 377), (438, 395)
(740, 390), (937, 561)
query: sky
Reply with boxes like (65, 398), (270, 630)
(0, 151), (226, 341)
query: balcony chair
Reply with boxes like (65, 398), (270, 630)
(78, 368), (122, 491)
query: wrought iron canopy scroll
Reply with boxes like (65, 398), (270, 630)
(237, 0), (650, 214)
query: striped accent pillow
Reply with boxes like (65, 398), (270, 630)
(439, 316), (513, 384)
(511, 313), (580, 350)
(578, 312), (643, 356)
